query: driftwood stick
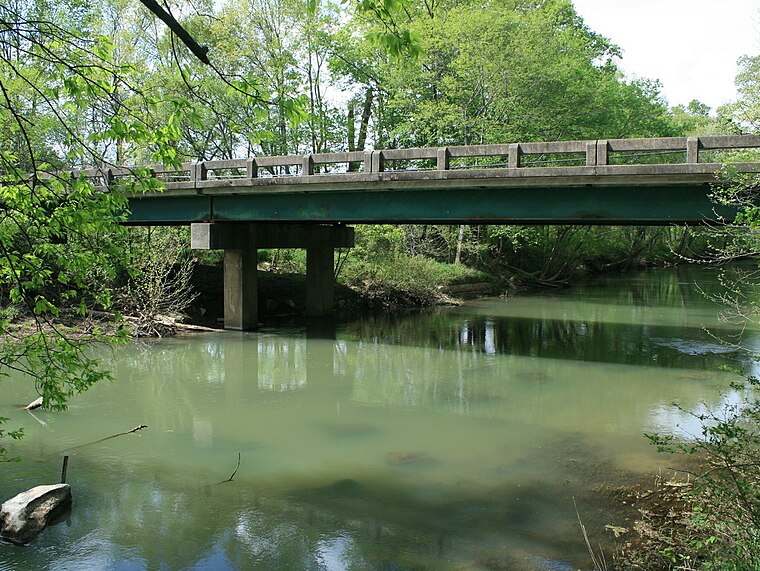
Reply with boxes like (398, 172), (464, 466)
(60, 455), (69, 484)
(217, 453), (241, 484)
(126, 424), (148, 434)
(64, 424), (148, 452)
(227, 452), (241, 481)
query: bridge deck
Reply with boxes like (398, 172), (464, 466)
(74, 135), (760, 225)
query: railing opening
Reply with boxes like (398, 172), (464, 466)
(383, 158), (437, 172)
(258, 164), (303, 178)
(607, 149), (687, 165)
(520, 152), (586, 168)
(449, 155), (510, 170)
(154, 168), (192, 183)
(311, 161), (369, 174)
(698, 148), (760, 164)
(206, 167), (247, 179)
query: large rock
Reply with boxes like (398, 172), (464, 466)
(0, 484), (71, 545)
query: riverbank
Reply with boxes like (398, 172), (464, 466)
(610, 470), (700, 569)
(607, 453), (759, 569)
(186, 263), (498, 327)
(0, 261), (496, 340)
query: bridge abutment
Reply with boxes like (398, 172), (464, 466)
(191, 223), (354, 330)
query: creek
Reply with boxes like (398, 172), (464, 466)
(1, 266), (757, 570)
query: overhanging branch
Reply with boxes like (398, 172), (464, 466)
(138, 0), (210, 65)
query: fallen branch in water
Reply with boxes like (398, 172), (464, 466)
(64, 424), (147, 452)
(24, 397), (43, 410)
(217, 453), (241, 484)
(86, 309), (220, 333)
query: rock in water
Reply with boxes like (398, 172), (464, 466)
(0, 484), (71, 545)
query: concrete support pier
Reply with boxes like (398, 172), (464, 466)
(191, 223), (354, 330)
(223, 249), (257, 330)
(306, 247), (334, 317)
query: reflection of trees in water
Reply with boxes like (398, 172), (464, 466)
(101, 321), (742, 439)
(574, 265), (730, 308)
(256, 337), (307, 391)
(107, 339), (229, 436)
(345, 337), (733, 425)
(339, 267), (757, 372)
(345, 311), (742, 369)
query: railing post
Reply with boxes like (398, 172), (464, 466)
(246, 157), (258, 178)
(437, 147), (450, 171)
(302, 154), (314, 175)
(687, 136), (699, 164)
(508, 143), (521, 168)
(371, 150), (384, 173)
(585, 141), (597, 166)
(194, 162), (207, 182)
(364, 150), (373, 173)
(596, 140), (609, 166)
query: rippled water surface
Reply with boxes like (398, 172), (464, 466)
(1, 266), (757, 569)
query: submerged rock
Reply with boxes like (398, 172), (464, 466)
(298, 478), (363, 500)
(316, 478), (362, 498)
(0, 484), (71, 545)
(322, 422), (378, 438)
(384, 451), (435, 466)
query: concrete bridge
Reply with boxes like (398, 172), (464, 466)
(113, 135), (760, 225)
(75, 135), (760, 329)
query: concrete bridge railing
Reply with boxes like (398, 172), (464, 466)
(67, 135), (760, 195)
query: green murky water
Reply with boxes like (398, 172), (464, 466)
(1, 266), (757, 570)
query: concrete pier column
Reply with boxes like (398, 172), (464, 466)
(191, 223), (354, 329)
(307, 247), (335, 317)
(224, 248), (258, 330)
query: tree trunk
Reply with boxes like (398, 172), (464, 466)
(347, 101), (356, 152)
(348, 90), (373, 172)
(356, 89), (373, 151)
(455, 224), (466, 264)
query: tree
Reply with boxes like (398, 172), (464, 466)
(0, 0), (231, 460)
(327, 0), (689, 283)
(732, 53), (760, 131)
(349, 0), (678, 148)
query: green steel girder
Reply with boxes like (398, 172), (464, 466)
(125, 184), (736, 226)
(127, 195), (212, 224)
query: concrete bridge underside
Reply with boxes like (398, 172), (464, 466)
(191, 223), (354, 330)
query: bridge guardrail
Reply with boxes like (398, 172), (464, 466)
(42, 135), (760, 194)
